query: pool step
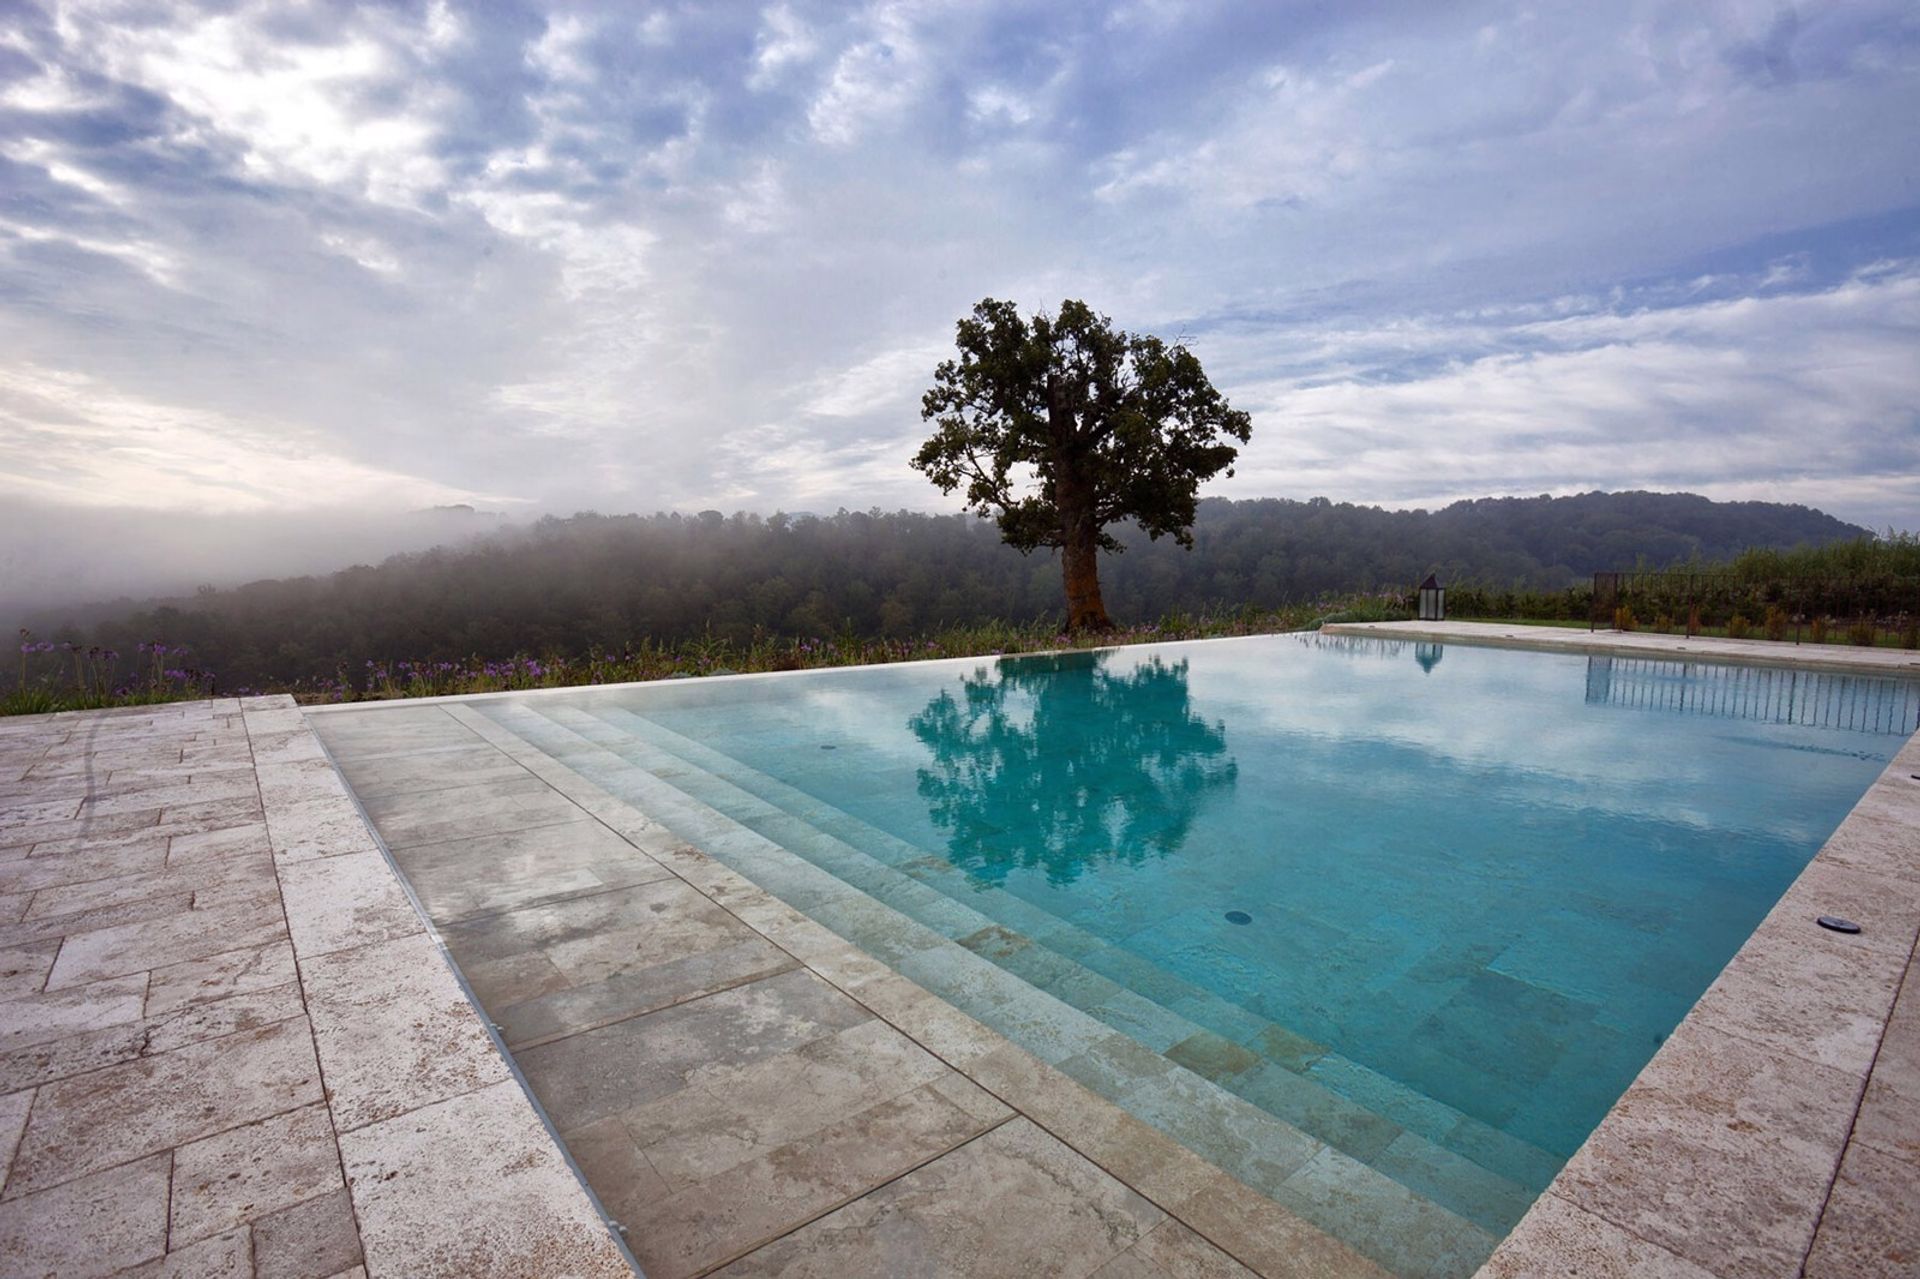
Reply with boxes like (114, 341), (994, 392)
(476, 699), (1504, 1276)
(484, 699), (1534, 1251)
(571, 703), (1560, 1208)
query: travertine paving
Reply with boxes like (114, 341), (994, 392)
(1321, 619), (1920, 677)
(0, 696), (629, 1279)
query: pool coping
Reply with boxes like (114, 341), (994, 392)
(242, 694), (642, 1277)
(1326, 621), (1920, 1277)
(1319, 618), (1920, 677)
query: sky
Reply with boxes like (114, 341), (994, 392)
(2, 0), (1918, 601)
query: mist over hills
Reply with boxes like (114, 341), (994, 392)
(14, 491), (1870, 689)
(0, 500), (508, 621)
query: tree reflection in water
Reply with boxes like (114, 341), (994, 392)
(908, 651), (1238, 886)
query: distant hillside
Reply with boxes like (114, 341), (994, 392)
(15, 491), (1870, 688)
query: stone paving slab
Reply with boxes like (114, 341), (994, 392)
(1322, 619), (1920, 676)
(0, 696), (630, 1278)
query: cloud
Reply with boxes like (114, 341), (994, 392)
(0, 362), (507, 512)
(1215, 266), (1920, 527)
(801, 340), (950, 418)
(806, 4), (928, 146)
(748, 5), (819, 91)
(0, 0), (1915, 610)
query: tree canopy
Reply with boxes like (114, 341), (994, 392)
(914, 298), (1252, 630)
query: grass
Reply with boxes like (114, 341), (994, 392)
(5, 636), (219, 718)
(5, 597), (1411, 716)
(0, 686), (216, 718)
(11, 571), (1910, 719)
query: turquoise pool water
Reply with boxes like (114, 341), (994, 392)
(475, 635), (1917, 1269)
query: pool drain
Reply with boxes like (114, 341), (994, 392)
(1224, 910), (1252, 925)
(1817, 915), (1862, 934)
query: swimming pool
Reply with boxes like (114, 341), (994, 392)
(466, 635), (1917, 1275)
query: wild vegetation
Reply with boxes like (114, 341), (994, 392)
(1453, 533), (1920, 646)
(5, 599), (1406, 714)
(4, 492), (1902, 715)
(6, 637), (218, 717)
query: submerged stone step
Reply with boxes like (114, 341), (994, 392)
(479, 703), (1502, 1275)
(482, 699), (1529, 1246)
(570, 701), (1553, 1215)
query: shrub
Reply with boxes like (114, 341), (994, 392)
(1651, 613), (1674, 634)
(1810, 616), (1828, 644)
(1848, 619), (1877, 647)
(1764, 605), (1788, 641)
(1901, 619), (1919, 650)
(1613, 606), (1636, 632)
(1686, 608), (1702, 638)
(1727, 614), (1752, 640)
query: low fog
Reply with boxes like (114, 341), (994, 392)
(0, 500), (517, 627)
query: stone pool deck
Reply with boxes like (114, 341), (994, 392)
(2, 626), (1916, 1277)
(1320, 619), (1920, 678)
(1328, 621), (1920, 1277)
(0, 696), (630, 1278)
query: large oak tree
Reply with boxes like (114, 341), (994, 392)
(914, 298), (1252, 631)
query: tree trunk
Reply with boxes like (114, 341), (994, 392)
(1048, 375), (1111, 632)
(1061, 524), (1112, 632)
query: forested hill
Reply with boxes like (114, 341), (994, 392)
(23, 491), (1867, 687)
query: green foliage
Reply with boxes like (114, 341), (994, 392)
(915, 299), (1251, 628)
(915, 299), (1251, 554)
(1310, 596), (1416, 628)
(1722, 531), (1920, 584)
(1604, 532), (1920, 643)
(7, 630), (215, 716)
(270, 603), (1359, 706)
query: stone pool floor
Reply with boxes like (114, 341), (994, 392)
(1331, 622), (1920, 1277)
(308, 697), (1382, 1278)
(2, 626), (1916, 1277)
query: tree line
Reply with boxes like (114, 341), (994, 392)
(10, 490), (1870, 691)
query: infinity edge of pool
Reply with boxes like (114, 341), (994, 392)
(308, 624), (1920, 1279)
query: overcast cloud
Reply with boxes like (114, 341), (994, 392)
(2, 0), (1917, 581)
